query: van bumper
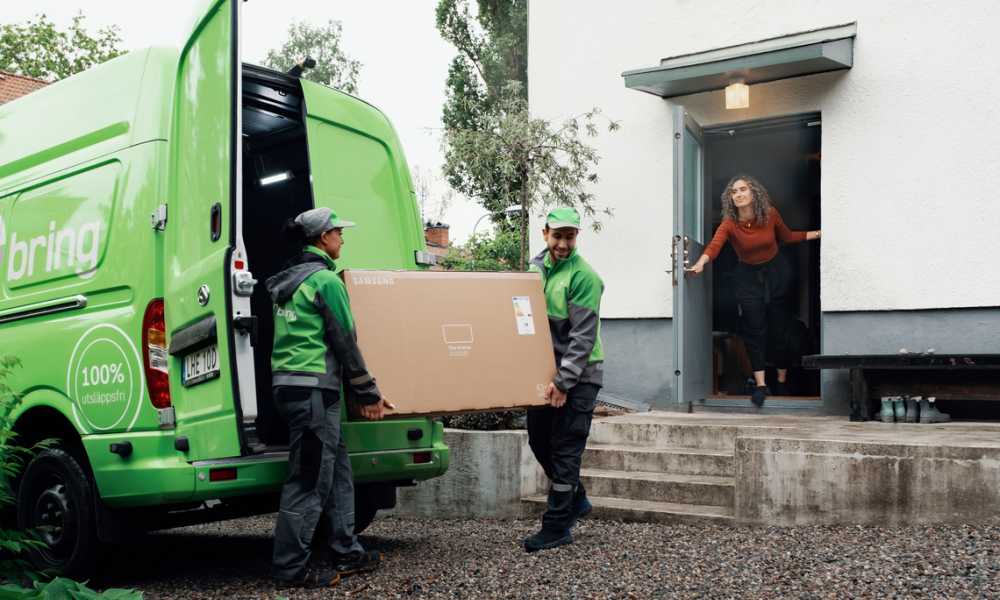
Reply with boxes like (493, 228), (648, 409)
(84, 427), (450, 508)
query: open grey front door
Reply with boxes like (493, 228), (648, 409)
(672, 106), (712, 408)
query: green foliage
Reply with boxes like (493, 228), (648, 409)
(0, 578), (142, 599)
(436, 0), (527, 222)
(263, 20), (361, 94)
(439, 229), (519, 272)
(0, 13), (125, 81)
(0, 356), (44, 584)
(442, 409), (525, 431)
(442, 83), (620, 269)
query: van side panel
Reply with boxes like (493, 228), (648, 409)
(1, 144), (164, 443)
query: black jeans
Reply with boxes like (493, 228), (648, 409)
(734, 253), (794, 373)
(527, 383), (600, 490)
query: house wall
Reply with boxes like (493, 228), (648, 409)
(529, 0), (1000, 407)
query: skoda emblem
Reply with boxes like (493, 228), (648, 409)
(197, 285), (211, 306)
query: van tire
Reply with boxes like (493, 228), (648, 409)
(16, 448), (100, 577)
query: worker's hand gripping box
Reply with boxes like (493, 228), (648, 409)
(344, 270), (556, 415)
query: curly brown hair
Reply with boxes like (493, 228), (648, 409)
(721, 174), (772, 225)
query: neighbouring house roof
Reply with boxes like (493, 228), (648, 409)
(0, 71), (49, 104)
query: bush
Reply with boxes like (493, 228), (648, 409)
(442, 409), (527, 431)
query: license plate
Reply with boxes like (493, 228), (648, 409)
(183, 344), (219, 387)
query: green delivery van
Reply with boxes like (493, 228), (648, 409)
(0, 0), (448, 576)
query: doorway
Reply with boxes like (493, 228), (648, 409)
(673, 110), (822, 408)
(706, 114), (822, 401)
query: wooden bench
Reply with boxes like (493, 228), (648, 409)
(802, 353), (1000, 421)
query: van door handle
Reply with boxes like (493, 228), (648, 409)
(210, 202), (222, 241)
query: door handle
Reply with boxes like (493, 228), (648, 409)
(667, 235), (681, 286)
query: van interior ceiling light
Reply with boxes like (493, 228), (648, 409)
(260, 171), (292, 186)
(725, 80), (750, 110)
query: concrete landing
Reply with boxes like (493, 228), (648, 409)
(591, 412), (1000, 526)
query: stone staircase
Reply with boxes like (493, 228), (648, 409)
(522, 413), (798, 525)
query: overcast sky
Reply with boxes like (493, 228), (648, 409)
(4, 1), (486, 241)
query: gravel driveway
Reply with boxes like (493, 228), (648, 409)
(95, 515), (1000, 599)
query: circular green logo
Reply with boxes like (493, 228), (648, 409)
(67, 324), (144, 432)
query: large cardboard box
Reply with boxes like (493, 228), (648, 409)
(344, 270), (555, 416)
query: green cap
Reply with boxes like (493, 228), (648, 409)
(545, 207), (581, 230)
(294, 206), (355, 237)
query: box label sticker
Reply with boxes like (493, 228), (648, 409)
(512, 296), (535, 335)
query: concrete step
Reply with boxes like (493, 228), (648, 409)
(521, 494), (734, 525)
(693, 396), (825, 416)
(580, 468), (734, 507)
(583, 444), (734, 477)
(589, 419), (793, 452)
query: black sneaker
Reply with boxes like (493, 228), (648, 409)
(332, 549), (381, 577)
(523, 528), (573, 553)
(773, 381), (791, 397)
(274, 567), (341, 589)
(751, 386), (767, 408)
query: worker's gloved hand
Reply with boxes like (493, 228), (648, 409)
(360, 397), (395, 421)
(545, 382), (567, 408)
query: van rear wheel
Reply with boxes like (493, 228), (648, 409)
(16, 448), (100, 577)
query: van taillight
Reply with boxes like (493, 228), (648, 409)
(143, 299), (171, 409)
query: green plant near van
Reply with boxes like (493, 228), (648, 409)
(0, 0), (448, 577)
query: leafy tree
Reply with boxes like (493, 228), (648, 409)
(439, 229), (520, 272)
(0, 13), (125, 81)
(436, 0), (527, 223)
(443, 83), (619, 270)
(263, 20), (360, 94)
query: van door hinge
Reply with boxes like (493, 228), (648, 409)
(151, 204), (168, 231)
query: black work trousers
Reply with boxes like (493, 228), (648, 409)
(734, 253), (794, 373)
(271, 387), (363, 582)
(527, 383), (600, 530)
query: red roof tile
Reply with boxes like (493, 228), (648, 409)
(0, 71), (49, 105)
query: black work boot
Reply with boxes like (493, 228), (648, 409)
(570, 484), (592, 527)
(525, 487), (575, 552)
(274, 566), (341, 589)
(331, 549), (381, 577)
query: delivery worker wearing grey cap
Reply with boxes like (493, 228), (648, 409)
(524, 206), (605, 552)
(266, 206), (394, 588)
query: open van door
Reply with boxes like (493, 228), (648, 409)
(298, 79), (426, 270)
(672, 106), (712, 408)
(165, 0), (255, 461)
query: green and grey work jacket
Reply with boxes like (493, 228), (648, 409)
(265, 246), (380, 405)
(529, 249), (605, 392)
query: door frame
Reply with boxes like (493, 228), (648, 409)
(672, 109), (824, 406)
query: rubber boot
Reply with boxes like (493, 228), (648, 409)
(879, 397), (895, 423)
(905, 396), (920, 423)
(892, 397), (906, 422)
(920, 396), (951, 423)
(524, 488), (574, 553)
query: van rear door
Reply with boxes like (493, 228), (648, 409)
(165, 0), (253, 461)
(299, 80), (425, 270)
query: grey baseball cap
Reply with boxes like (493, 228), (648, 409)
(294, 207), (355, 238)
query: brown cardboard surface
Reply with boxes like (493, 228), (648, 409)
(344, 270), (555, 416)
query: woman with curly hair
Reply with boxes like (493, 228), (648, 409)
(687, 175), (821, 407)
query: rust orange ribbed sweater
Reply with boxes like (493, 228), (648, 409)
(702, 207), (807, 265)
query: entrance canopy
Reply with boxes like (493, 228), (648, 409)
(623, 23), (855, 98)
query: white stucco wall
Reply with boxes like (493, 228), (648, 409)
(529, 0), (1000, 316)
